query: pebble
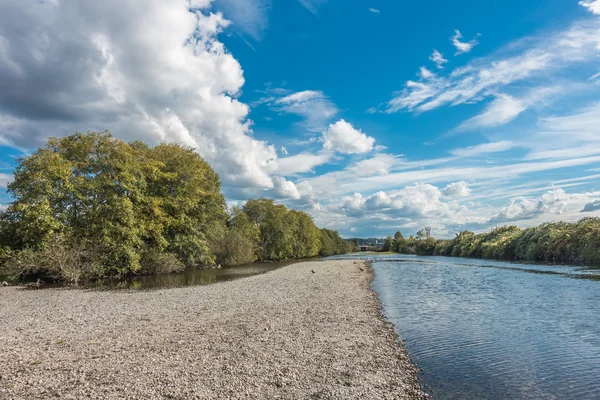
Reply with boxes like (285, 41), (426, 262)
(0, 261), (425, 399)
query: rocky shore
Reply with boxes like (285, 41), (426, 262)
(0, 260), (425, 399)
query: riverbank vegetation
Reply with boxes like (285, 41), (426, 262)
(386, 218), (600, 265)
(0, 132), (352, 283)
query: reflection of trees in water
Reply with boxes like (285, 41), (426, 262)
(90, 262), (294, 290)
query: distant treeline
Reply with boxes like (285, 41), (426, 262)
(384, 218), (600, 265)
(0, 132), (352, 283)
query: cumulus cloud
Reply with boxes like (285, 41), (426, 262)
(0, 0), (278, 189)
(582, 200), (600, 212)
(280, 146), (288, 155)
(342, 183), (450, 218)
(272, 176), (300, 199)
(490, 188), (591, 223)
(443, 181), (471, 198)
(451, 29), (479, 55)
(429, 49), (448, 69)
(322, 120), (375, 154)
(294, 181), (320, 206)
(580, 0), (600, 14)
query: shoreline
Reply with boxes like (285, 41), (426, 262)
(0, 260), (425, 399)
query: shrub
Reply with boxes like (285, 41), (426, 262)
(2, 236), (102, 283)
(138, 249), (185, 275)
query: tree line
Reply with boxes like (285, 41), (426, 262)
(383, 218), (600, 265)
(0, 132), (352, 283)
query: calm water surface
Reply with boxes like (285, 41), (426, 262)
(331, 254), (600, 399)
(88, 260), (296, 290)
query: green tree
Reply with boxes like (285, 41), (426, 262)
(215, 207), (260, 266)
(1, 132), (226, 279)
(393, 231), (406, 253)
(382, 236), (393, 252)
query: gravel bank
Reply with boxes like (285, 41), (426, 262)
(0, 260), (425, 399)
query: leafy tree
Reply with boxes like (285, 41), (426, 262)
(388, 217), (600, 266)
(215, 207), (260, 266)
(393, 231), (406, 253)
(1, 132), (226, 278)
(0, 132), (353, 282)
(382, 236), (393, 252)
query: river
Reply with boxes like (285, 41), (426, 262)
(328, 254), (600, 399)
(86, 260), (297, 290)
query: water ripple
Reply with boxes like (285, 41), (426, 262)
(369, 256), (600, 400)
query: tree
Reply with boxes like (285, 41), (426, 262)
(0, 132), (353, 282)
(393, 231), (406, 253)
(1, 132), (226, 278)
(382, 236), (393, 252)
(215, 207), (260, 266)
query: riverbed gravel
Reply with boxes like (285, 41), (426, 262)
(0, 260), (425, 399)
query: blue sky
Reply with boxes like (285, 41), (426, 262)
(0, 0), (599, 237)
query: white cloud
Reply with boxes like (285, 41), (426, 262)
(0, 173), (12, 189)
(342, 184), (451, 219)
(295, 181), (320, 206)
(538, 102), (600, 139)
(369, 8), (380, 13)
(429, 49), (448, 69)
(420, 66), (435, 79)
(273, 90), (338, 132)
(213, 0), (271, 41)
(450, 141), (517, 157)
(582, 200), (600, 212)
(451, 29), (479, 55)
(580, 0), (600, 14)
(322, 119), (375, 154)
(454, 94), (527, 131)
(272, 176), (300, 199)
(348, 153), (397, 176)
(298, 0), (327, 14)
(491, 188), (592, 222)
(280, 146), (288, 155)
(384, 19), (600, 114)
(443, 181), (471, 197)
(271, 151), (332, 175)
(0, 0), (278, 189)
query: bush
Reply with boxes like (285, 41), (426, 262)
(2, 236), (102, 284)
(139, 249), (185, 275)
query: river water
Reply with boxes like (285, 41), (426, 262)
(330, 254), (600, 399)
(87, 260), (296, 290)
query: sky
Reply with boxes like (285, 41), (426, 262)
(0, 0), (600, 238)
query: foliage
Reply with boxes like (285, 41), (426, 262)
(243, 199), (333, 260)
(389, 218), (600, 265)
(138, 249), (185, 275)
(319, 228), (353, 256)
(1, 235), (102, 283)
(382, 236), (393, 252)
(0, 133), (351, 282)
(214, 207), (260, 266)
